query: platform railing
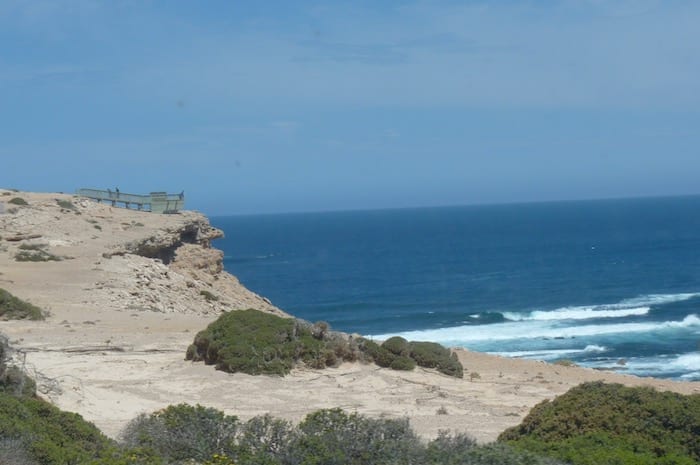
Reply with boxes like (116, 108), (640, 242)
(76, 188), (185, 213)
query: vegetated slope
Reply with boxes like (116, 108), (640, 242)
(499, 381), (700, 465)
(186, 309), (463, 377)
(0, 337), (128, 465)
(0, 335), (560, 465)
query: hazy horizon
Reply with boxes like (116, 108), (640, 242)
(3, 1), (699, 215)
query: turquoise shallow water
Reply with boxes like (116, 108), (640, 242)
(213, 196), (700, 380)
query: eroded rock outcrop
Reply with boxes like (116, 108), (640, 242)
(0, 189), (285, 317)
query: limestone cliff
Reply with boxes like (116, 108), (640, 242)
(0, 189), (285, 318)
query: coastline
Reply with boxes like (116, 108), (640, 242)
(1, 189), (698, 443)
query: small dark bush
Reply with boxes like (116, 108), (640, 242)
(14, 250), (62, 262)
(410, 341), (464, 378)
(0, 288), (44, 320)
(8, 197), (28, 206)
(56, 199), (76, 210)
(200, 290), (219, 302)
(390, 355), (417, 371)
(359, 338), (396, 368)
(18, 243), (46, 251)
(382, 336), (410, 356)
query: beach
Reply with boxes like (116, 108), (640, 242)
(1, 190), (698, 443)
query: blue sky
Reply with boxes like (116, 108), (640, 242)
(2, 0), (699, 215)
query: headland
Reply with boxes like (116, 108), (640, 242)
(1, 189), (697, 443)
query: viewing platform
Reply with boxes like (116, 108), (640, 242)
(76, 188), (185, 213)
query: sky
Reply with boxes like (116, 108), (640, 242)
(1, 0), (699, 215)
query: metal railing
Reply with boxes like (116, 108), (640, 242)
(76, 188), (185, 213)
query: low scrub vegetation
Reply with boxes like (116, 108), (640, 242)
(0, 288), (44, 320)
(186, 309), (463, 377)
(14, 243), (62, 262)
(122, 404), (563, 465)
(186, 309), (369, 375)
(363, 337), (463, 377)
(199, 289), (219, 302)
(55, 199), (76, 210)
(500, 381), (700, 465)
(8, 197), (28, 206)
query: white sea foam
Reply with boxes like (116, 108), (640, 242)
(619, 292), (700, 306)
(504, 306), (650, 321)
(583, 351), (700, 381)
(369, 314), (700, 345)
(499, 292), (700, 322)
(491, 345), (608, 361)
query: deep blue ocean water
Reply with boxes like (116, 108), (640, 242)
(212, 196), (700, 380)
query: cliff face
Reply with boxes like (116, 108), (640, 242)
(0, 189), (284, 317)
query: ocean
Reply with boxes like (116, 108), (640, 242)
(212, 196), (700, 381)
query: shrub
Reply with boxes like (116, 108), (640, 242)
(409, 341), (463, 378)
(8, 197), (28, 206)
(500, 382), (700, 465)
(121, 403), (239, 462)
(359, 338), (396, 368)
(292, 408), (421, 465)
(186, 309), (362, 376)
(187, 310), (463, 377)
(56, 199), (76, 210)
(552, 359), (577, 367)
(390, 355), (417, 371)
(236, 414), (296, 464)
(382, 336), (410, 356)
(0, 391), (118, 465)
(200, 290), (219, 302)
(14, 249), (62, 262)
(0, 288), (44, 320)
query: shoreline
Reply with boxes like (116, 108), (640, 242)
(1, 189), (698, 443)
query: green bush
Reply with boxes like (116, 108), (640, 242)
(0, 288), (44, 320)
(292, 408), (421, 465)
(0, 392), (119, 465)
(121, 405), (562, 465)
(187, 310), (463, 377)
(121, 404), (239, 462)
(382, 336), (410, 356)
(409, 341), (463, 378)
(8, 197), (28, 206)
(500, 382), (700, 465)
(186, 309), (363, 376)
(56, 199), (76, 210)
(390, 355), (417, 371)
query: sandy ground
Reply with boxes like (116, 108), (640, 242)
(1, 189), (699, 444)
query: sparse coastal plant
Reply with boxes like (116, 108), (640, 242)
(8, 197), (28, 206)
(552, 359), (577, 367)
(0, 288), (44, 320)
(56, 199), (76, 210)
(200, 289), (219, 302)
(14, 247), (62, 262)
